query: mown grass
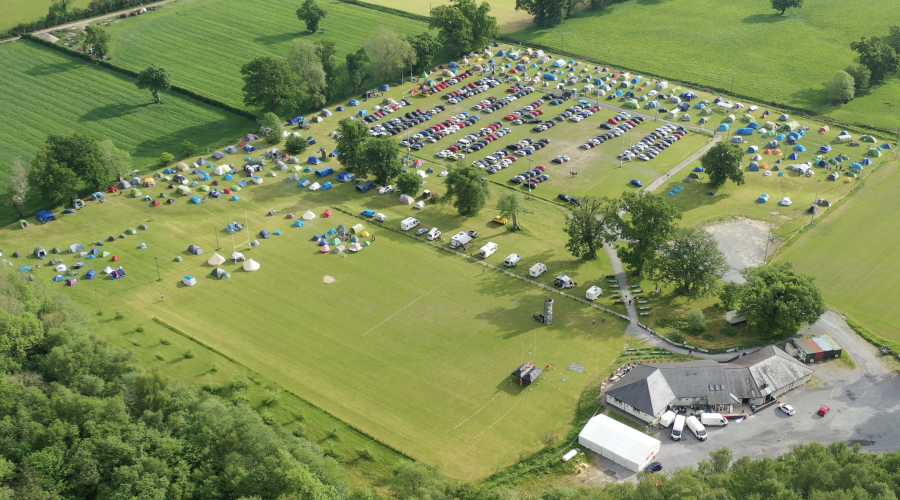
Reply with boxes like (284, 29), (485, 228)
(0, 40), (254, 220)
(0, 0), (92, 32)
(777, 158), (900, 341)
(101, 0), (438, 109)
(500, 0), (900, 130)
(365, 0), (533, 32)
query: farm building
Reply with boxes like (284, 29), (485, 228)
(578, 414), (660, 472)
(788, 335), (843, 363)
(603, 346), (813, 423)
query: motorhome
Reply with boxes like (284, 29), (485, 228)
(503, 254), (521, 267)
(479, 242), (498, 258)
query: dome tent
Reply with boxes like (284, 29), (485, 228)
(182, 276), (197, 286)
(212, 268), (231, 279)
(188, 245), (203, 255)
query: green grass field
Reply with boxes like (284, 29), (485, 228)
(776, 158), (900, 341)
(0, 0), (92, 32)
(366, 0), (533, 32)
(493, 0), (900, 130)
(0, 40), (254, 219)
(100, 0), (436, 109)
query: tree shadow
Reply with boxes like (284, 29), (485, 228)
(254, 30), (305, 46)
(743, 13), (786, 24)
(24, 60), (78, 77)
(79, 102), (153, 122)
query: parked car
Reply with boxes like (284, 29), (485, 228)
(644, 462), (663, 473)
(416, 227), (428, 236)
(779, 404), (796, 416)
(817, 405), (830, 416)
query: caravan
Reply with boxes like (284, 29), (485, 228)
(450, 231), (473, 249)
(503, 254), (521, 267)
(479, 242), (498, 258)
(400, 217), (420, 231)
(529, 263), (547, 277)
(427, 228), (442, 241)
(585, 286), (603, 301)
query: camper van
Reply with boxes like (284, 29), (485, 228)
(685, 416), (708, 441)
(479, 242), (498, 258)
(427, 228), (441, 241)
(449, 231), (473, 249)
(671, 415), (686, 441)
(659, 410), (677, 428)
(503, 254), (521, 267)
(585, 286), (603, 301)
(400, 217), (420, 231)
(700, 413), (727, 427)
(529, 263), (547, 277)
(554, 273), (575, 289)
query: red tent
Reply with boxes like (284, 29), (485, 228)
(112, 256), (120, 262)
(211, 180), (219, 186)
(107, 186), (119, 193)
(152, 200), (161, 206)
(223, 188), (233, 194)
(323, 209), (332, 218)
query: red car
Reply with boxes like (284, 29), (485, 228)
(535, 165), (546, 171)
(817, 405), (830, 416)
(608, 118), (619, 124)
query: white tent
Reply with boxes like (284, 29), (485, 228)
(182, 276), (197, 286)
(309, 182), (321, 191)
(55, 264), (67, 272)
(103, 266), (115, 274)
(398, 194), (415, 205)
(578, 415), (660, 472)
(302, 210), (316, 221)
(207, 253), (226, 266)
(231, 252), (246, 262)
(214, 165), (232, 175)
(349, 242), (363, 252)
(243, 259), (261, 272)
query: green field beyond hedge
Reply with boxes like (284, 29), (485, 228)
(103, 0), (436, 109)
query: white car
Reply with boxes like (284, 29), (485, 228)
(779, 404), (796, 416)
(780, 197), (792, 206)
(437, 150), (451, 158)
(375, 213), (387, 222)
(378, 185), (393, 195)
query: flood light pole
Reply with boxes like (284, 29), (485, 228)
(764, 213), (775, 264)
(95, 289), (102, 315)
(155, 257), (160, 280)
(811, 179), (822, 225)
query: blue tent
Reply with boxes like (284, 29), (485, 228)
(189, 196), (202, 204)
(449, 61), (459, 68)
(312, 234), (321, 241)
(748, 122), (759, 129)
(321, 181), (333, 191)
(319, 239), (328, 246)
(224, 173), (233, 181)
(357, 109), (369, 117)
(305, 166), (313, 173)
(260, 230), (270, 239)
(646, 101), (660, 109)
(379, 84), (390, 91)
(718, 123), (730, 131)
(239, 180), (247, 186)
(787, 137), (797, 145)
(680, 91), (698, 101)
(736, 128), (754, 135)
(36, 210), (56, 223)
(516, 64), (526, 71)
(748, 146), (759, 153)
(243, 145), (256, 152)
(335, 106), (345, 112)
(53, 275), (65, 282)
(758, 193), (769, 203)
(794, 145), (807, 152)
(749, 163), (760, 171)
(850, 162), (862, 170)
(85, 270), (97, 279)
(327, 228), (337, 235)
(693, 166), (705, 172)
(543, 73), (558, 81)
(631, 76), (642, 84)
(337, 172), (355, 182)
(198, 172), (210, 181)
(776, 134), (786, 141)
(497, 50), (506, 57)
(349, 99), (360, 106)
(819, 144), (832, 153)
(315, 166), (334, 177)
(230, 195), (240, 201)
(164, 168), (175, 174)
(293, 220), (304, 227)
(862, 158), (873, 165)
(788, 152), (800, 160)
(308, 156), (322, 165)
(20, 265), (31, 271)
(788, 131), (801, 140)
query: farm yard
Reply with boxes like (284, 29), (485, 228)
(100, 0), (440, 109)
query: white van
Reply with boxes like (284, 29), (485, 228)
(671, 415), (686, 441)
(685, 415), (708, 441)
(400, 217), (419, 231)
(585, 286), (603, 301)
(529, 263), (547, 277)
(427, 228), (441, 241)
(700, 413), (728, 427)
(479, 242), (498, 258)
(659, 410), (677, 428)
(503, 254), (521, 267)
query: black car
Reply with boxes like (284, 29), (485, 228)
(558, 193), (571, 202)
(644, 462), (663, 473)
(569, 197), (582, 206)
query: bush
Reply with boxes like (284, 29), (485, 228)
(183, 348), (195, 359)
(285, 136), (309, 155)
(669, 331), (686, 344)
(265, 133), (283, 145)
(159, 152), (174, 168)
(181, 140), (198, 159)
(160, 338), (171, 345)
(135, 322), (144, 333)
(114, 309), (124, 320)
(359, 445), (374, 460)
(687, 309), (707, 333)
(263, 387), (281, 406)
(155, 353), (165, 361)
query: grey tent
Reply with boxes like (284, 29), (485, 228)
(131, 176), (141, 186)
(225, 145), (239, 154)
(730, 136), (745, 143)
(320, 109), (334, 117)
(276, 161), (288, 171)
(260, 230), (271, 239)
(34, 247), (48, 258)
(139, 224), (149, 230)
(828, 171), (839, 181)
(688, 172), (702, 179)
(52, 246), (62, 254)
(286, 173), (301, 182)
(68, 242), (86, 253)
(187, 245), (203, 255)
(267, 210), (280, 216)
(50, 258), (64, 265)
(119, 180), (132, 189)
(213, 151), (225, 160)
(73, 260), (86, 269)
(817, 198), (832, 207)
(337, 224), (348, 235)
(198, 157), (208, 165)
(212, 268), (232, 279)
(766, 140), (780, 148)
(807, 204), (819, 214)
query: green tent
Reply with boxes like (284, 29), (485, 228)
(781, 121), (799, 131)
(742, 114), (754, 122)
(622, 99), (639, 109)
(724, 114), (736, 123)
(231, 185), (242, 191)
(700, 107), (714, 116)
(860, 134), (876, 143)
(131, 188), (142, 197)
(176, 185), (192, 195)
(867, 148), (881, 157)
(420, 71), (428, 78)
(363, 240), (371, 247)
(174, 255), (183, 262)
(665, 111), (677, 119)
(846, 171), (858, 178)
(762, 130), (777, 138)
(101, 251), (110, 257)
(331, 238), (341, 245)
(17, 219), (28, 229)
(126, 228), (137, 235)
(765, 121), (777, 130)
(198, 185), (211, 192)
(212, 268), (231, 279)
(833, 134), (851, 144)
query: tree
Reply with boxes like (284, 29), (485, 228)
(241, 57), (296, 111)
(647, 227), (728, 299)
(771, 0), (802, 15)
(430, 0), (498, 56)
(889, 25), (900, 53)
(686, 309), (706, 333)
(259, 112), (284, 143)
(286, 40), (327, 108)
(844, 64), (871, 91)
(83, 25), (111, 58)
(497, 191), (531, 230)
(159, 152), (174, 168)
(136, 66), (171, 104)
(315, 41), (342, 102)
(34, 133), (109, 189)
(365, 27), (416, 81)
(296, 0), (327, 33)
(563, 196), (619, 260)
(618, 191), (682, 274)
(826, 71), (855, 103)
(285, 136), (308, 155)
(29, 159), (77, 206)
(97, 139), (131, 181)
(700, 142), (745, 188)
(515, 0), (568, 27)
(407, 32), (441, 73)
(363, 137), (403, 185)
(395, 170), (424, 197)
(736, 262), (826, 339)
(7, 157), (29, 218)
(345, 48), (370, 92)
(440, 166), (491, 217)
(850, 37), (900, 84)
(180, 140), (198, 159)
(335, 118), (371, 177)
(719, 281), (742, 310)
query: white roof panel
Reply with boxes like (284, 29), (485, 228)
(578, 414), (660, 466)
